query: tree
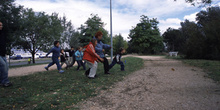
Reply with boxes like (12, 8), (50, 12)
(196, 7), (220, 59)
(180, 20), (205, 58)
(174, 0), (211, 6)
(69, 31), (81, 48)
(128, 15), (164, 54)
(113, 34), (128, 54)
(78, 14), (110, 46)
(0, 0), (23, 55)
(18, 8), (63, 63)
(60, 16), (79, 49)
(163, 28), (182, 51)
(164, 6), (220, 60)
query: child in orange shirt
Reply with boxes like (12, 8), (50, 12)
(83, 39), (103, 79)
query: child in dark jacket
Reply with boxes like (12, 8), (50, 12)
(60, 49), (69, 70)
(44, 41), (64, 73)
(109, 48), (126, 71)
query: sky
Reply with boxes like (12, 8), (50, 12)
(15, 0), (220, 40)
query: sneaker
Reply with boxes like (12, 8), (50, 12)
(2, 82), (13, 87)
(88, 77), (95, 79)
(59, 70), (64, 73)
(105, 72), (111, 74)
(44, 67), (49, 71)
(85, 72), (89, 76)
(94, 75), (98, 78)
(87, 75), (98, 79)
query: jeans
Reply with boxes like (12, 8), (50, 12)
(47, 57), (61, 70)
(69, 56), (76, 67)
(100, 57), (110, 73)
(61, 61), (69, 68)
(0, 56), (10, 84)
(109, 60), (125, 71)
(86, 61), (98, 78)
(76, 60), (86, 70)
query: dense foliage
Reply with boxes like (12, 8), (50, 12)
(78, 14), (110, 47)
(18, 9), (63, 63)
(0, 1), (110, 63)
(163, 7), (220, 60)
(128, 15), (164, 54)
(0, 0), (23, 54)
(113, 34), (128, 54)
(174, 0), (211, 6)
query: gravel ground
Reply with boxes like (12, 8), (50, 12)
(75, 56), (220, 110)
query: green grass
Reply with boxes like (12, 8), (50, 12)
(167, 56), (220, 82)
(182, 60), (220, 82)
(0, 57), (144, 110)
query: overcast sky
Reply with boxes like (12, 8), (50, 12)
(15, 0), (220, 40)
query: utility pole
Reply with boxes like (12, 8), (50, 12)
(110, 0), (113, 61)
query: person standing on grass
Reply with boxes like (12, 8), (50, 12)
(109, 48), (126, 71)
(60, 49), (69, 70)
(65, 46), (75, 67)
(44, 41), (64, 73)
(83, 39), (104, 79)
(75, 46), (86, 71)
(94, 31), (111, 74)
(0, 22), (12, 87)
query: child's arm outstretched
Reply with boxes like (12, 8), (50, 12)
(89, 44), (104, 62)
(103, 44), (111, 49)
(46, 48), (54, 57)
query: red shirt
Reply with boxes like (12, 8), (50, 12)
(83, 42), (101, 64)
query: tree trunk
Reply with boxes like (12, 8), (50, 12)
(32, 52), (35, 64)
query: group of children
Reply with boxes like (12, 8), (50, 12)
(44, 38), (126, 79)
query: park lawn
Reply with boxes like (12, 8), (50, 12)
(167, 56), (220, 82)
(0, 57), (144, 110)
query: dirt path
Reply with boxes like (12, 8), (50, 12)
(76, 56), (220, 110)
(8, 63), (74, 77)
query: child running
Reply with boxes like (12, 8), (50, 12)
(83, 39), (104, 79)
(44, 41), (64, 73)
(109, 48), (126, 71)
(75, 46), (86, 71)
(60, 49), (69, 70)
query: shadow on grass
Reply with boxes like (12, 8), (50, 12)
(0, 57), (144, 110)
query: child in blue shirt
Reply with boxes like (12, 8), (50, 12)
(44, 41), (64, 73)
(75, 46), (86, 71)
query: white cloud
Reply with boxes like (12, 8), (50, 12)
(184, 12), (198, 21)
(159, 18), (182, 34)
(15, 0), (211, 39)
